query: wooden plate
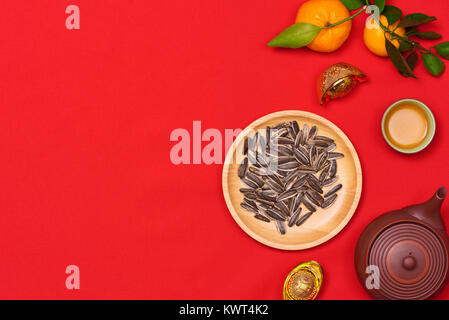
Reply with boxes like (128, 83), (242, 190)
(222, 110), (362, 250)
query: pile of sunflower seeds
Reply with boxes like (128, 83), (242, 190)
(238, 121), (343, 235)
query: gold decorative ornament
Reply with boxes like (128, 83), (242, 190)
(317, 63), (367, 105)
(283, 260), (323, 300)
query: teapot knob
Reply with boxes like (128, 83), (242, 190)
(402, 255), (417, 270)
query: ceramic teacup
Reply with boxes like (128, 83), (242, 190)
(381, 99), (436, 154)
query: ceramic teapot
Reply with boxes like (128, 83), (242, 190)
(355, 187), (448, 300)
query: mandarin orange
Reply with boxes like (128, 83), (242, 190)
(295, 0), (352, 53)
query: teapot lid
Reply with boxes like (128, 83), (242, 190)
(368, 221), (448, 299)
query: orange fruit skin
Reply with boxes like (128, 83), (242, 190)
(364, 15), (406, 57)
(295, 0), (352, 53)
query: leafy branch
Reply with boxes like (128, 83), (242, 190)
(267, 0), (449, 78)
(341, 0), (448, 77)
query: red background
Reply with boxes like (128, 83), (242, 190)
(1, 0), (449, 299)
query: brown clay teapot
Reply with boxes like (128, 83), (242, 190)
(355, 187), (449, 300)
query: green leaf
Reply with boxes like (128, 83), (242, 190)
(385, 39), (416, 78)
(398, 13), (437, 28)
(267, 23), (321, 48)
(383, 5), (402, 25)
(406, 51), (419, 71)
(374, 0), (385, 14)
(406, 27), (418, 35)
(413, 32), (442, 40)
(399, 40), (413, 53)
(434, 42), (449, 60)
(339, 0), (364, 11)
(407, 27), (442, 40)
(421, 53), (445, 76)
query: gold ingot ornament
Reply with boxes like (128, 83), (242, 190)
(283, 261), (323, 300)
(317, 63), (367, 105)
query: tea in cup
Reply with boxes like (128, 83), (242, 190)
(382, 99), (436, 153)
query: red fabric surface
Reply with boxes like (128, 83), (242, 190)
(1, 0), (449, 299)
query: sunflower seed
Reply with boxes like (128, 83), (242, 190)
(308, 173), (320, 185)
(310, 145), (317, 163)
(292, 121), (300, 136)
(301, 196), (317, 212)
(322, 194), (338, 208)
(277, 145), (293, 156)
(292, 174), (307, 189)
(244, 198), (258, 209)
(296, 185), (309, 192)
(267, 209), (286, 221)
(302, 124), (309, 144)
(241, 203), (258, 214)
(276, 221), (286, 235)
(288, 207), (302, 227)
(257, 202), (272, 211)
(319, 159), (331, 171)
(249, 166), (269, 176)
(278, 162), (300, 170)
(265, 179), (284, 193)
(310, 140), (330, 148)
(328, 152), (344, 160)
(308, 190), (324, 205)
(277, 137), (294, 145)
(294, 132), (302, 147)
(314, 151), (328, 169)
(277, 190), (298, 202)
(275, 201), (291, 217)
(254, 214), (270, 223)
(256, 198), (276, 207)
(247, 151), (257, 165)
(241, 178), (259, 189)
(319, 165), (330, 183)
(278, 156), (296, 165)
(315, 135), (334, 143)
(257, 154), (270, 168)
(284, 170), (300, 183)
(297, 167), (317, 175)
(244, 192), (257, 200)
(273, 122), (287, 130)
(285, 175), (299, 191)
(267, 173), (283, 186)
(326, 143), (337, 152)
(294, 148), (310, 165)
(296, 212), (313, 226)
(292, 194), (302, 212)
(323, 176), (338, 187)
(308, 126), (317, 140)
(307, 175), (323, 194)
(246, 172), (265, 188)
(287, 125), (296, 140)
(256, 190), (278, 202)
(329, 160), (337, 178)
(238, 158), (248, 178)
(271, 128), (288, 139)
(248, 133), (257, 154)
(324, 184), (342, 198)
(261, 190), (278, 198)
(258, 134), (266, 150)
(305, 191), (321, 207)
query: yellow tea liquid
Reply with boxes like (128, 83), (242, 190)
(384, 103), (429, 149)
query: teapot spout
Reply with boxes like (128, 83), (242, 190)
(434, 187), (447, 208)
(404, 187), (447, 233)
